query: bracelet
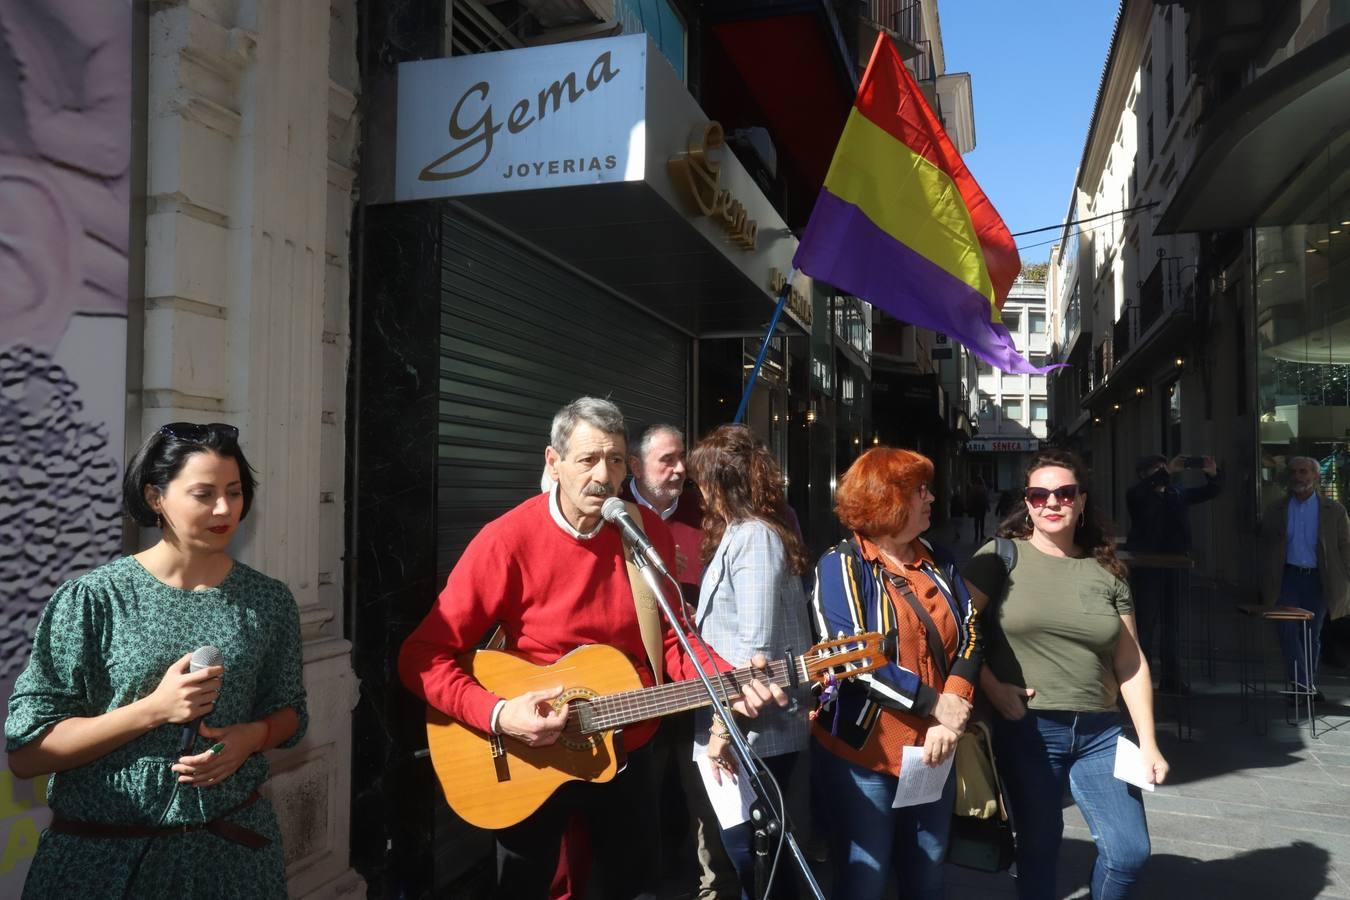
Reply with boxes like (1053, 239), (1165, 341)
(710, 713), (731, 741)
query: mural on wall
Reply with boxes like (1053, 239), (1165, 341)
(0, 0), (130, 884)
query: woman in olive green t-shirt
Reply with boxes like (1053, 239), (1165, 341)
(963, 449), (1168, 900)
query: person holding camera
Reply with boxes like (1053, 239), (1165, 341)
(1124, 454), (1220, 694)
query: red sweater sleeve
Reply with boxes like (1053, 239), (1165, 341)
(398, 524), (517, 733)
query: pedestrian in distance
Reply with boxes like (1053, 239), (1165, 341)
(965, 449), (1166, 900)
(6, 423), (308, 900)
(1258, 456), (1350, 702)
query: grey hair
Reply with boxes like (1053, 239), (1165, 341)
(1289, 456), (1321, 477)
(550, 397), (627, 456)
(636, 424), (684, 460)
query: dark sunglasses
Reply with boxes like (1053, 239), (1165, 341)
(159, 422), (239, 443)
(1024, 485), (1080, 508)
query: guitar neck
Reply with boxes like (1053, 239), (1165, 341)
(579, 657), (808, 734)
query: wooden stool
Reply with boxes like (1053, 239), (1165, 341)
(1236, 604), (1317, 738)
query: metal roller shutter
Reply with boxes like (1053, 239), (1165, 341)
(437, 210), (689, 570)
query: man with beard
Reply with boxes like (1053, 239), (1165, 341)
(1259, 456), (1350, 702)
(623, 424), (705, 604)
(621, 424), (740, 900)
(400, 397), (785, 899)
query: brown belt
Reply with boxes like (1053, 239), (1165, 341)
(50, 790), (270, 850)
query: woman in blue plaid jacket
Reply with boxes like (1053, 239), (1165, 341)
(687, 424), (812, 900)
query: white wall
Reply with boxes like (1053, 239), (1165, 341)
(143, 1), (362, 895)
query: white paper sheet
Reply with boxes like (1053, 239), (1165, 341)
(692, 738), (754, 829)
(1113, 736), (1157, 792)
(891, 745), (955, 808)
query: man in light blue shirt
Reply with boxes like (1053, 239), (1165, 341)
(1261, 457), (1350, 700)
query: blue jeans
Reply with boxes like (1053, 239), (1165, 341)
(994, 710), (1150, 900)
(810, 742), (955, 900)
(719, 751), (799, 900)
(1277, 567), (1326, 686)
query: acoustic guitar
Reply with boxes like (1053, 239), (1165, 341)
(425, 633), (887, 830)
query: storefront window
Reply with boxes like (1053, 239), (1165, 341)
(1256, 148), (1350, 507)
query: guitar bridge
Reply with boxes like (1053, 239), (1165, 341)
(490, 735), (510, 783)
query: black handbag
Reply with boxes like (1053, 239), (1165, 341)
(947, 810), (1016, 873)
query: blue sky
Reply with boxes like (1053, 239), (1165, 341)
(941, 2), (1121, 263)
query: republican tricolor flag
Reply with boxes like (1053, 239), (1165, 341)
(795, 34), (1053, 374)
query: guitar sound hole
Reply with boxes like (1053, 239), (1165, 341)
(555, 689), (601, 752)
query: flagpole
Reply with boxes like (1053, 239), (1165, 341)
(733, 272), (794, 426)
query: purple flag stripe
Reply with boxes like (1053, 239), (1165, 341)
(794, 190), (1061, 375)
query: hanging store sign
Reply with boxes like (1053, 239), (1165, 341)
(396, 34), (646, 201)
(966, 438), (1039, 452)
(768, 268), (812, 326)
(669, 122), (759, 250)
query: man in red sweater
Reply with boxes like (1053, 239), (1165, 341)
(399, 397), (785, 899)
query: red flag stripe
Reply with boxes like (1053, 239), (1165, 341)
(852, 35), (1020, 306)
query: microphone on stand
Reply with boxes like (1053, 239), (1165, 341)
(178, 645), (224, 753)
(601, 497), (672, 577)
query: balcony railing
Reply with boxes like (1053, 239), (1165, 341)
(1137, 255), (1190, 335)
(872, 0), (921, 45)
(1093, 338), (1112, 391)
(906, 39), (935, 83)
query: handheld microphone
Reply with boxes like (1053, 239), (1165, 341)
(601, 497), (673, 577)
(178, 645), (224, 753)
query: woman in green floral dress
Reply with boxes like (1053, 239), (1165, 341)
(5, 423), (307, 899)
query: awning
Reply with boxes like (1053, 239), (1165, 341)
(1155, 26), (1350, 234)
(705, 13), (854, 195)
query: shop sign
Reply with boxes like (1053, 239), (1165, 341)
(965, 438), (1039, 452)
(932, 332), (952, 360)
(669, 122), (759, 250)
(769, 268), (812, 326)
(395, 35), (645, 201)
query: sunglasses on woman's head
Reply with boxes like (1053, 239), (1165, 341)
(1024, 485), (1080, 508)
(159, 422), (239, 443)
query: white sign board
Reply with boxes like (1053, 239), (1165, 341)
(966, 438), (1039, 452)
(396, 34), (648, 201)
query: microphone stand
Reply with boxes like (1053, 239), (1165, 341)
(631, 554), (826, 900)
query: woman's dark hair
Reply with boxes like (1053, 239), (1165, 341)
(122, 424), (257, 527)
(995, 448), (1128, 581)
(687, 424), (809, 576)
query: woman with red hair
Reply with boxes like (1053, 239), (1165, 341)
(810, 447), (982, 900)
(686, 424), (811, 900)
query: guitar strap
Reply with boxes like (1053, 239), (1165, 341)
(621, 501), (665, 685)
